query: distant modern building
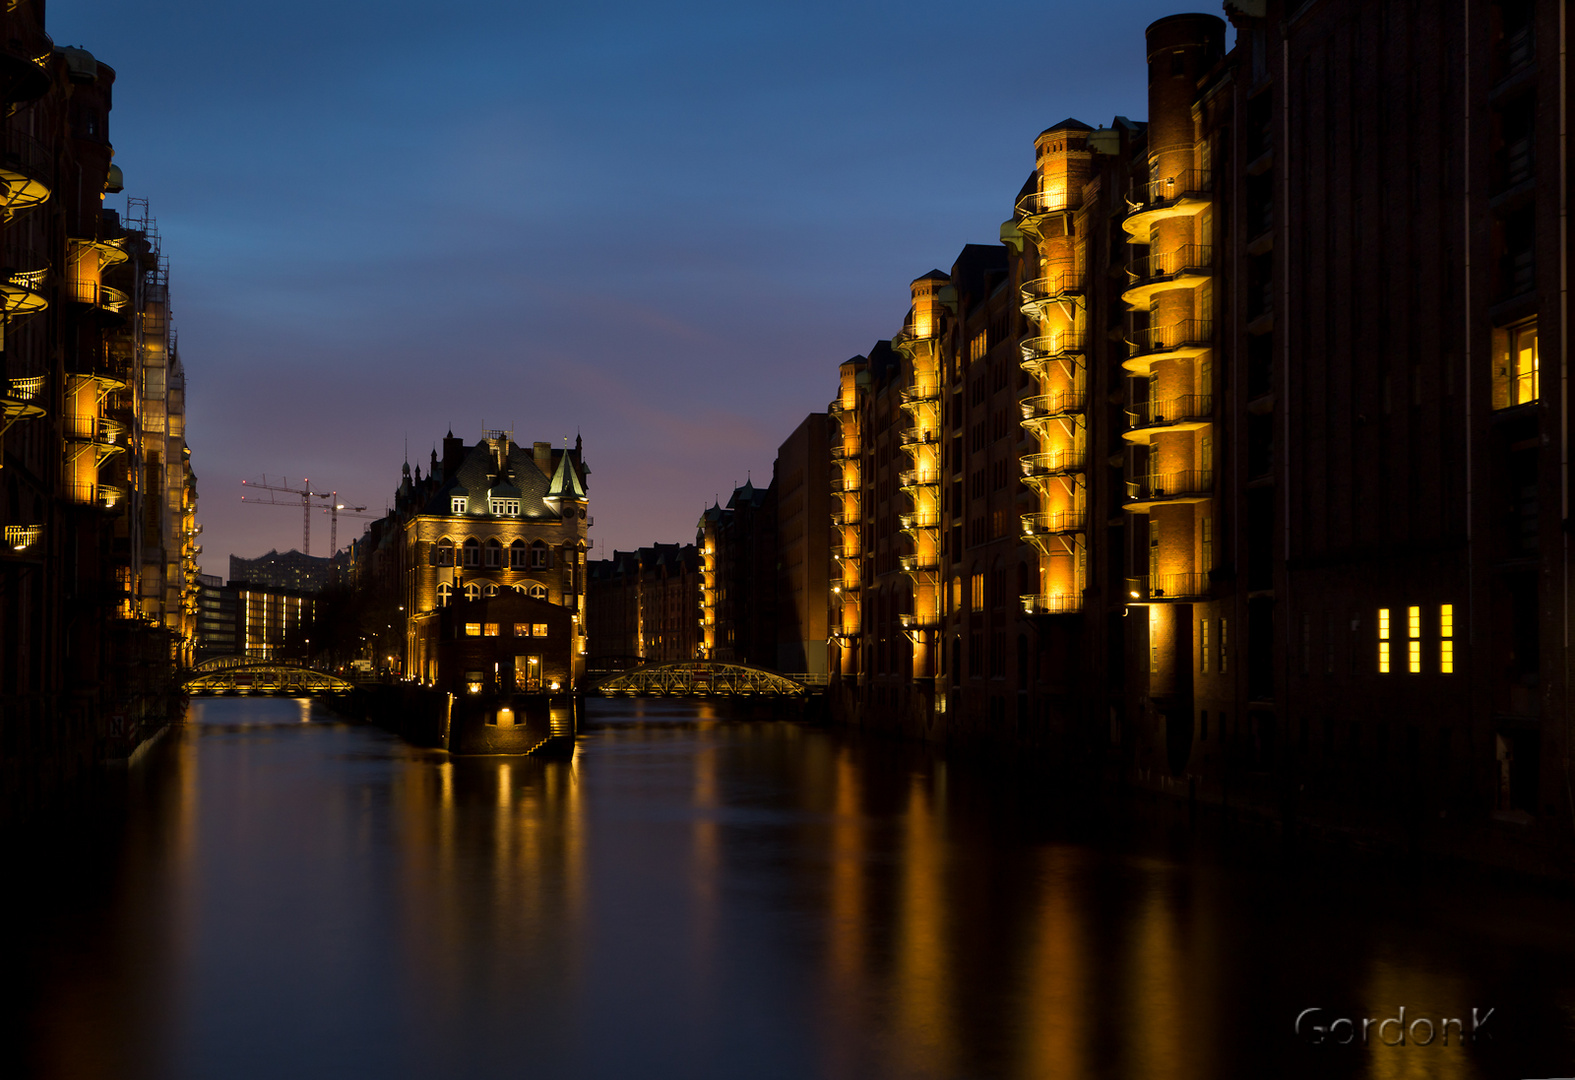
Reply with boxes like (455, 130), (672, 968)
(195, 574), (238, 661)
(236, 585), (315, 661)
(229, 548), (347, 594)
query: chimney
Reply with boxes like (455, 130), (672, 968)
(534, 441), (553, 477)
(442, 432), (464, 478)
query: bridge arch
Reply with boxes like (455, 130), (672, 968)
(595, 662), (809, 698)
(184, 658), (355, 696)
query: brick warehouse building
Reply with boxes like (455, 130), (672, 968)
(817, 0), (1575, 869)
(0, 1), (200, 811)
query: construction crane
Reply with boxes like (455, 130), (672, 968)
(240, 476), (375, 556)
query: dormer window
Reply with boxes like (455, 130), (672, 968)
(451, 496), (467, 514)
(490, 498), (520, 516)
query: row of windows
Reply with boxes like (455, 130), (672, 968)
(463, 622), (551, 638)
(1378, 605), (1454, 674)
(438, 582), (548, 603)
(433, 538), (559, 569)
(451, 496), (523, 516)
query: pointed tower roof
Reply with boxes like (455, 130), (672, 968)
(548, 450), (586, 499)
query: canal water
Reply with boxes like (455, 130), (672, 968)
(5, 697), (1575, 1079)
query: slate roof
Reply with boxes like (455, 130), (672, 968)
(422, 439), (586, 520)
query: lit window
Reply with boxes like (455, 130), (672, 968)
(528, 584), (546, 599)
(530, 542), (550, 569)
(1201, 618), (1210, 673)
(533, 623), (549, 637)
(437, 582), (452, 606)
(490, 498), (520, 516)
(1440, 604), (1454, 674)
(1378, 608), (1390, 673)
(1494, 320), (1539, 408)
(463, 583), (480, 601)
(483, 623), (499, 637)
(514, 623), (531, 637)
(483, 584), (498, 597)
(1407, 606), (1421, 673)
(970, 572), (984, 610)
(464, 622), (481, 637)
(435, 541), (454, 567)
(451, 496), (467, 514)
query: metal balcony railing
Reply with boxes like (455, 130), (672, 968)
(1125, 470), (1213, 501)
(1126, 573), (1209, 601)
(1020, 270), (1086, 310)
(1127, 319), (1214, 356)
(0, 128), (52, 209)
(1019, 332), (1087, 370)
(1128, 244), (1213, 284)
(898, 612), (941, 630)
(1021, 510), (1086, 536)
(1, 251), (49, 315)
(898, 469), (939, 490)
(829, 443), (860, 460)
(1020, 593), (1083, 615)
(899, 383), (942, 406)
(899, 553), (940, 573)
(63, 414), (125, 443)
(1127, 169), (1212, 211)
(6, 375), (43, 401)
(1014, 188), (1082, 221)
(899, 426), (937, 446)
(1020, 450), (1087, 478)
(892, 318), (942, 354)
(899, 511), (940, 530)
(5, 523), (42, 550)
(65, 279), (131, 312)
(1126, 393), (1213, 428)
(830, 475), (859, 493)
(1021, 390), (1087, 422)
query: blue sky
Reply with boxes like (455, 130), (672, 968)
(48, 0), (1228, 574)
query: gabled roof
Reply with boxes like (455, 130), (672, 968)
(548, 449), (586, 499)
(423, 439), (557, 519)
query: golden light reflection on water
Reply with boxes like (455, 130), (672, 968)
(893, 768), (955, 1078)
(1018, 846), (1084, 1079)
(1363, 957), (1473, 1080)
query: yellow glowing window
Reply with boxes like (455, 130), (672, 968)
(483, 623), (499, 637)
(1406, 606), (1421, 673)
(1440, 604), (1454, 674)
(970, 573), (984, 610)
(533, 623), (549, 638)
(1200, 618), (1210, 673)
(514, 623), (531, 636)
(465, 622), (482, 637)
(1377, 608), (1390, 673)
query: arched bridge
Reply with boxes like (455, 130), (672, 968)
(184, 656), (355, 696)
(596, 662), (814, 698)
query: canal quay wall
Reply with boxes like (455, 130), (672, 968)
(337, 684), (574, 757)
(826, 685), (1575, 885)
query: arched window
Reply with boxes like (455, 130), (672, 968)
(512, 584), (526, 594)
(483, 583), (499, 598)
(484, 538), (501, 568)
(463, 582), (481, 601)
(509, 539), (527, 569)
(435, 538), (454, 567)
(528, 584), (547, 600)
(462, 538), (480, 567)
(437, 582), (453, 606)
(529, 541), (549, 569)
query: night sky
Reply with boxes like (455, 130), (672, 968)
(47, 1), (1224, 576)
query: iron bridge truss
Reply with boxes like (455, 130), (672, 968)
(597, 662), (808, 698)
(184, 657), (355, 696)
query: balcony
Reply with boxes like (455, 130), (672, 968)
(65, 278), (131, 314)
(898, 426), (938, 447)
(68, 481), (125, 510)
(1019, 331), (1087, 377)
(1124, 469), (1213, 510)
(1124, 319), (1214, 373)
(899, 383), (941, 408)
(1122, 244), (1213, 306)
(1013, 188), (1082, 239)
(829, 507), (863, 527)
(0, 14), (54, 109)
(1, 375), (44, 433)
(898, 510), (940, 531)
(0, 251), (49, 320)
(1122, 168), (1213, 236)
(1020, 390), (1086, 431)
(898, 612), (941, 630)
(1122, 393), (1213, 443)
(829, 442), (860, 460)
(1020, 449), (1087, 482)
(1021, 510), (1086, 537)
(892, 319), (942, 356)
(1019, 270), (1086, 318)
(829, 542), (861, 560)
(4, 523), (42, 551)
(898, 469), (939, 492)
(899, 553), (940, 574)
(830, 474), (860, 493)
(0, 129), (52, 217)
(63, 413), (126, 446)
(1020, 592), (1083, 616)
(1126, 573), (1209, 602)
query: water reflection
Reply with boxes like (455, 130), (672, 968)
(4, 696), (1575, 1079)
